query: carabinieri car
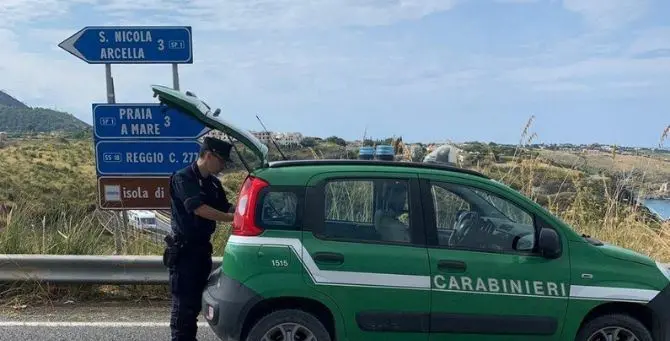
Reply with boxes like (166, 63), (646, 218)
(152, 85), (670, 341)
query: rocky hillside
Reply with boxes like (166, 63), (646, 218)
(0, 91), (89, 133)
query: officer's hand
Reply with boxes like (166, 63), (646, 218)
(194, 204), (234, 222)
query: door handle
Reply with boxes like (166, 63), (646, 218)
(314, 252), (344, 264)
(438, 260), (466, 272)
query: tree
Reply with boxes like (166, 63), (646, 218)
(300, 137), (317, 147)
(325, 136), (347, 146)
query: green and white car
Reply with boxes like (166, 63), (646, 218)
(152, 85), (670, 341)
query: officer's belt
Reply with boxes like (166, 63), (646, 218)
(165, 234), (212, 252)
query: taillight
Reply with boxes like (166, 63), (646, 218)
(231, 176), (268, 236)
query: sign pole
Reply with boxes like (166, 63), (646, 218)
(105, 64), (115, 104)
(172, 64), (180, 91)
(105, 63), (123, 255)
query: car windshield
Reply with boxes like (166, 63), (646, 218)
(468, 188), (524, 224)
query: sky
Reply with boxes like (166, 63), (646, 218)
(0, 0), (668, 147)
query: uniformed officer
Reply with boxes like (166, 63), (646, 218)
(164, 136), (236, 341)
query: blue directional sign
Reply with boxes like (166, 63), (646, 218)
(95, 140), (201, 175)
(93, 103), (209, 140)
(58, 26), (193, 64)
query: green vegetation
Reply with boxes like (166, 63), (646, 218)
(0, 90), (90, 134)
(0, 105), (90, 133)
(0, 138), (97, 219)
(0, 91), (28, 109)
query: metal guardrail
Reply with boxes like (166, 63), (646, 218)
(0, 255), (222, 284)
(2, 254), (666, 286)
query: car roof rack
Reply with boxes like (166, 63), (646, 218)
(267, 159), (490, 179)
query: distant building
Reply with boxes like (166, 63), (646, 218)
(274, 132), (303, 146)
(249, 131), (304, 146)
(250, 131), (273, 145)
(0, 132), (6, 142)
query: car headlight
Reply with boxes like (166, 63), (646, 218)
(656, 261), (670, 282)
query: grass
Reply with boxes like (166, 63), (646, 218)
(0, 198), (234, 306)
(0, 126), (669, 305)
(470, 119), (670, 261)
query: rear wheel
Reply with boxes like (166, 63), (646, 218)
(576, 313), (652, 341)
(245, 309), (332, 341)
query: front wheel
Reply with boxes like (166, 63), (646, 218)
(575, 314), (652, 341)
(245, 309), (331, 341)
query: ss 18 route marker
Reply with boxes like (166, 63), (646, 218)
(58, 26), (193, 64)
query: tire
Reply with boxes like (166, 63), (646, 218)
(575, 313), (652, 341)
(245, 309), (332, 341)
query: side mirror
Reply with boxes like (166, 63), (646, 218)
(539, 228), (560, 259)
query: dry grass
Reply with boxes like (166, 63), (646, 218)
(471, 118), (670, 262)
(0, 127), (669, 304)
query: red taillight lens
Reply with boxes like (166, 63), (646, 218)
(231, 176), (268, 236)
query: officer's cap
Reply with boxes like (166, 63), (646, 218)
(202, 136), (233, 162)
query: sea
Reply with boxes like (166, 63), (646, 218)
(644, 199), (670, 221)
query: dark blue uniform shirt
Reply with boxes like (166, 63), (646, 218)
(169, 162), (232, 245)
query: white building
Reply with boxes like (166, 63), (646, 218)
(249, 131), (304, 147)
(274, 132), (304, 146)
(0, 132), (6, 141)
(250, 131), (273, 145)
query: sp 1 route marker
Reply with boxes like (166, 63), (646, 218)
(98, 176), (172, 210)
(93, 103), (210, 140)
(58, 26), (193, 64)
(95, 140), (202, 176)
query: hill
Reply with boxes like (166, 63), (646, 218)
(0, 90), (28, 108)
(0, 104), (90, 133)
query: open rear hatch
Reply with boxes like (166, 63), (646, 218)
(151, 85), (269, 170)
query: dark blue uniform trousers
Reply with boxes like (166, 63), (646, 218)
(169, 247), (212, 341)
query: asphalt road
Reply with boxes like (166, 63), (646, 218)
(0, 301), (220, 341)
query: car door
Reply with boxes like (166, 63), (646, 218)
(420, 175), (570, 341)
(301, 170), (431, 341)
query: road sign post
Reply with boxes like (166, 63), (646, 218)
(103, 60), (122, 253)
(91, 103), (209, 208)
(59, 25), (197, 253)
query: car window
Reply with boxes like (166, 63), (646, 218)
(470, 188), (534, 225)
(321, 178), (413, 244)
(430, 181), (536, 254)
(324, 180), (374, 224)
(432, 185), (470, 230)
(258, 190), (300, 230)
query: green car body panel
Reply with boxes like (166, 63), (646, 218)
(151, 85), (670, 341)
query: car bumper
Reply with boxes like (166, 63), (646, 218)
(648, 283), (670, 341)
(201, 268), (262, 341)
